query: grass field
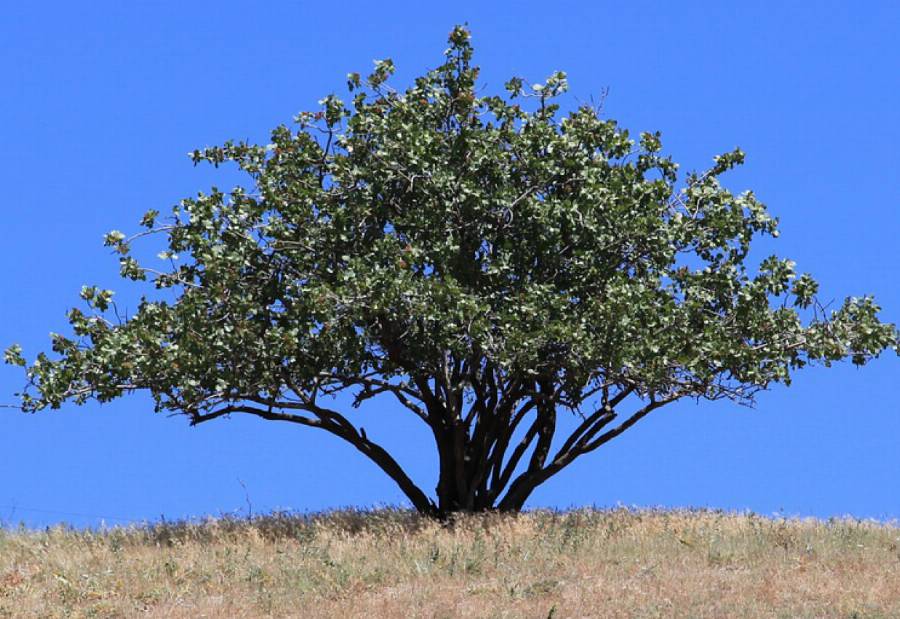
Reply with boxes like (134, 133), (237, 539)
(1, 508), (899, 618)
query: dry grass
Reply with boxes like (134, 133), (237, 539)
(1, 508), (899, 618)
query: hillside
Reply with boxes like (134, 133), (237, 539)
(1, 508), (898, 618)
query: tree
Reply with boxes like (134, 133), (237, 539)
(5, 26), (898, 519)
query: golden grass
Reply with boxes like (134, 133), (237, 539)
(1, 508), (899, 618)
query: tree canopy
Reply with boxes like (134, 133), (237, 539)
(6, 26), (898, 517)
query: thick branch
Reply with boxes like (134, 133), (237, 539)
(463, 372), (526, 507)
(496, 395), (676, 511)
(190, 401), (438, 516)
(494, 413), (541, 494)
(486, 398), (538, 502)
(526, 378), (557, 472)
(574, 396), (675, 456)
(555, 385), (635, 460)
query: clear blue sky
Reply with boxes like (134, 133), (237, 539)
(2, 1), (898, 528)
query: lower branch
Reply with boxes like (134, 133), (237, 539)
(190, 402), (439, 517)
(496, 396), (675, 511)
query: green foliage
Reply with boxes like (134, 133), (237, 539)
(5, 26), (898, 514)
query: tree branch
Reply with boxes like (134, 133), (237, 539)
(554, 385), (635, 460)
(191, 400), (437, 516)
(496, 394), (676, 511)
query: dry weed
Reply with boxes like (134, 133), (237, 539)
(1, 508), (898, 618)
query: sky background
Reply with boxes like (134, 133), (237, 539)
(1, 1), (898, 529)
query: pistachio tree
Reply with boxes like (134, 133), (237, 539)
(6, 27), (897, 518)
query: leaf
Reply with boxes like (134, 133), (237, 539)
(3, 344), (25, 367)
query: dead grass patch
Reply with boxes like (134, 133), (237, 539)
(1, 508), (898, 618)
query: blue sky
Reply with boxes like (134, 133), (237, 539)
(2, 1), (898, 528)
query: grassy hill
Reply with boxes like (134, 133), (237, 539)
(1, 508), (898, 618)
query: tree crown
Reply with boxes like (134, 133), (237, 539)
(9, 26), (895, 414)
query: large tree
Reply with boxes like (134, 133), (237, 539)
(5, 27), (897, 518)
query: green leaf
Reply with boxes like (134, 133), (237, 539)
(4, 344), (25, 366)
(140, 209), (159, 229)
